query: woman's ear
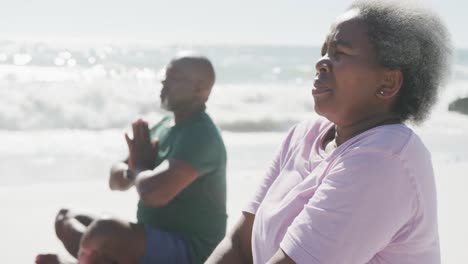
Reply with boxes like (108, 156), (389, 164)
(376, 69), (403, 98)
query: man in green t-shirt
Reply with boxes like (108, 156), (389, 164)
(36, 54), (227, 264)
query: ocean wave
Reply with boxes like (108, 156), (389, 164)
(217, 119), (299, 132)
(0, 80), (314, 131)
(0, 41), (467, 131)
(1, 76), (467, 131)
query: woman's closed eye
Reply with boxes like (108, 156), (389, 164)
(330, 49), (348, 60)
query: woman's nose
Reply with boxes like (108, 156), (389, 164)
(315, 59), (331, 73)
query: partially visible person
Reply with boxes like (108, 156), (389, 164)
(36, 53), (227, 264)
(207, 0), (451, 263)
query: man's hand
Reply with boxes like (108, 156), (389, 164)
(125, 119), (158, 173)
(109, 162), (134, 191)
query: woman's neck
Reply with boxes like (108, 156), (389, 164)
(334, 114), (401, 146)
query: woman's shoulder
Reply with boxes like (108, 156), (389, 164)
(343, 124), (430, 161)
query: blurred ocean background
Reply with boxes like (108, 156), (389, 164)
(0, 42), (321, 131)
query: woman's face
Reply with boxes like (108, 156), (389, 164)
(313, 9), (386, 125)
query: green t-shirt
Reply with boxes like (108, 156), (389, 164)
(136, 111), (227, 264)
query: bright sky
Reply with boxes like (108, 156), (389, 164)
(1, 0), (467, 48)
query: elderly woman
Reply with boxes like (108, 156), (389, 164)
(207, 1), (451, 264)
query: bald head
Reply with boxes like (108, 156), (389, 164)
(169, 54), (216, 96)
(159, 54), (216, 112)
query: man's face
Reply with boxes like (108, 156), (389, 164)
(313, 9), (386, 125)
(159, 62), (197, 111)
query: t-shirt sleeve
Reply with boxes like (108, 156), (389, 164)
(280, 150), (417, 264)
(243, 125), (299, 215)
(169, 125), (223, 177)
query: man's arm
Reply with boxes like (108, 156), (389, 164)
(133, 159), (198, 208)
(206, 212), (255, 264)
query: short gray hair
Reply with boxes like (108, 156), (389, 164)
(349, 0), (452, 123)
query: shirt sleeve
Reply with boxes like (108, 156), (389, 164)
(243, 125), (298, 215)
(169, 125), (224, 177)
(280, 150), (417, 264)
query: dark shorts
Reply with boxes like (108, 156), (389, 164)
(140, 224), (192, 264)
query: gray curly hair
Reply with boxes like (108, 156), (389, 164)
(349, 0), (452, 123)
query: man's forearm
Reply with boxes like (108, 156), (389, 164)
(134, 160), (198, 208)
(133, 160), (171, 207)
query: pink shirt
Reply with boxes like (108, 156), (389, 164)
(244, 117), (440, 264)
